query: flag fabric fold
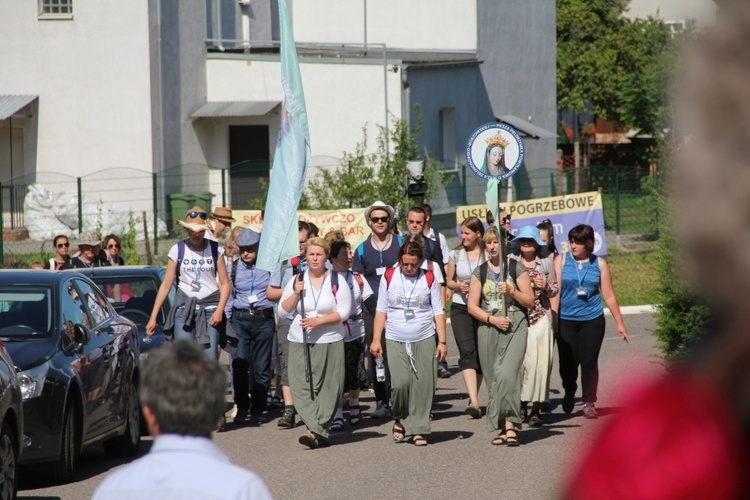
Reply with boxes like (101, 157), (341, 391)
(485, 179), (499, 225)
(257, 0), (311, 272)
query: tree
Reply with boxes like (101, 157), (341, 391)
(306, 112), (453, 220)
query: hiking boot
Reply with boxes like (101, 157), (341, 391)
(370, 401), (392, 419)
(437, 364), (451, 379)
(583, 403), (599, 419)
(562, 392), (575, 414)
(278, 409), (296, 428)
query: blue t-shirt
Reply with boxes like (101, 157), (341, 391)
(352, 235), (401, 300)
(559, 253), (603, 321)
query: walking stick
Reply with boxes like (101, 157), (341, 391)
(501, 227), (508, 318)
(298, 271), (315, 401)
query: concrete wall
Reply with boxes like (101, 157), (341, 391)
(0, 0), (154, 186)
(477, 0), (557, 200)
(291, 0), (477, 51)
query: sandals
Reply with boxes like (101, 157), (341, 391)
(299, 432), (330, 449)
(348, 405), (362, 426)
(412, 435), (428, 447)
(491, 428), (520, 446)
(331, 416), (345, 432)
(464, 404), (482, 419)
(491, 431), (507, 446)
(392, 421), (408, 443)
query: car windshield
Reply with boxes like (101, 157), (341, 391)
(0, 286), (52, 337)
(90, 276), (163, 325)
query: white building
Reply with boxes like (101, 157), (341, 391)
(0, 0), (556, 235)
(624, 0), (716, 29)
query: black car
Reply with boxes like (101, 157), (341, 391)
(0, 270), (141, 483)
(0, 339), (22, 498)
(77, 266), (175, 355)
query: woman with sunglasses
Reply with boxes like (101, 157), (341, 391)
(445, 216), (487, 418)
(467, 227), (534, 446)
(44, 234), (71, 270)
(147, 206), (231, 362)
(103, 234), (125, 266)
(509, 226), (558, 427)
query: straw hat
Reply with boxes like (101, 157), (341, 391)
(211, 207), (235, 224)
(175, 206), (210, 232)
(77, 231), (101, 246)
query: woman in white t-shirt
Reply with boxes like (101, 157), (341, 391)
(445, 216), (488, 419)
(146, 206), (231, 361)
(370, 237), (447, 447)
(280, 238), (352, 449)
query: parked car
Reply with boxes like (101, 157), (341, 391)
(77, 266), (175, 356)
(0, 339), (22, 498)
(0, 270), (141, 483)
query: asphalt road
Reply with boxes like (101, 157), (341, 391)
(19, 312), (662, 500)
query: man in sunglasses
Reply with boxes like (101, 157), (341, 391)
(44, 234), (72, 270)
(352, 201), (403, 418)
(499, 207), (515, 242)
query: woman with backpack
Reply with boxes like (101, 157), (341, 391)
(509, 226), (558, 427)
(146, 206), (231, 362)
(467, 227), (535, 446)
(369, 237), (448, 447)
(555, 224), (628, 420)
(445, 216), (488, 418)
(280, 237), (352, 449)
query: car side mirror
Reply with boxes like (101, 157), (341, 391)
(73, 323), (91, 353)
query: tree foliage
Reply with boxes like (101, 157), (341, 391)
(306, 112), (453, 220)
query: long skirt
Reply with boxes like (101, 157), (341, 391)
(288, 341), (344, 439)
(387, 336), (436, 436)
(477, 309), (528, 432)
(521, 314), (554, 403)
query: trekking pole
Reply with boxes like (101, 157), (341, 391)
(298, 272), (315, 401)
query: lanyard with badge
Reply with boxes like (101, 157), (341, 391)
(307, 271), (324, 317)
(575, 258), (590, 299)
(488, 264), (504, 313)
(464, 249), (481, 284)
(246, 264), (259, 307)
(400, 269), (421, 319)
(374, 234), (392, 276)
(191, 246), (207, 291)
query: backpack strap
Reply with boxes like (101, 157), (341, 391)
(479, 262), (488, 286)
(230, 259), (239, 297)
(209, 240), (219, 273)
(175, 241), (186, 285)
(352, 272), (364, 292)
(356, 241), (366, 261)
(330, 270), (339, 301)
(424, 269), (435, 289)
(384, 266), (396, 289)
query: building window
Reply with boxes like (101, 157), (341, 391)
(39, 0), (73, 18)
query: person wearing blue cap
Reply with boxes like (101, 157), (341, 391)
(227, 228), (275, 424)
(509, 226), (559, 427)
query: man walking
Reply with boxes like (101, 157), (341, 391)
(92, 341), (272, 499)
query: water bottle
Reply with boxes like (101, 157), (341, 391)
(375, 355), (386, 382)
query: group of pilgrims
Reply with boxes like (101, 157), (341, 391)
(147, 200), (628, 449)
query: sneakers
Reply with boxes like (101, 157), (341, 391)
(437, 364), (451, 379)
(370, 401), (392, 419)
(562, 392), (575, 414)
(269, 395), (284, 409)
(278, 408), (296, 428)
(583, 403), (599, 419)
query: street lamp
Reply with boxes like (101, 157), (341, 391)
(405, 160), (427, 199)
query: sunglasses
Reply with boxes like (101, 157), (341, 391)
(238, 245), (256, 253)
(517, 238), (536, 245)
(188, 211), (208, 220)
(57, 243), (70, 248)
(370, 217), (390, 224)
(501, 215), (512, 223)
(107, 244), (120, 249)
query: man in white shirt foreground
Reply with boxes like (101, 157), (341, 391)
(93, 341), (272, 500)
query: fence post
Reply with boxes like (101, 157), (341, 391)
(77, 177), (83, 233)
(0, 182), (4, 267)
(221, 168), (227, 207)
(550, 172), (555, 197)
(462, 164), (467, 205)
(152, 173), (159, 256)
(615, 171), (621, 235)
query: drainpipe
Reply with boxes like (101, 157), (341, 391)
(382, 44), (389, 157)
(401, 64), (410, 130)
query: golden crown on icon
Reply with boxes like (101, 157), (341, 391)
(485, 132), (510, 148)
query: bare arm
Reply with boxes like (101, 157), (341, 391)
(266, 285), (283, 302)
(599, 258), (629, 342)
(508, 270), (535, 309)
(369, 310), (387, 357)
(210, 255), (231, 326)
(146, 258), (177, 335)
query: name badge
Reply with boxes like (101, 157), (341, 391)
(489, 300), (499, 311)
(576, 287), (588, 299)
(404, 309), (416, 319)
(376, 267), (386, 276)
(248, 294), (259, 306)
(190, 280), (202, 291)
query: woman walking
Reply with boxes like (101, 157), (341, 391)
(445, 217), (487, 418)
(369, 238), (447, 446)
(146, 206), (230, 361)
(510, 226), (558, 426)
(467, 228), (534, 446)
(280, 238), (352, 449)
(555, 224), (628, 419)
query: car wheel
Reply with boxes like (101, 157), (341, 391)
(103, 378), (141, 457)
(0, 422), (18, 500)
(50, 404), (77, 484)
